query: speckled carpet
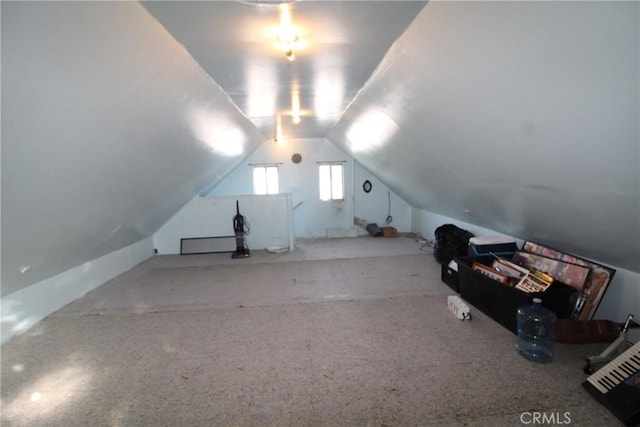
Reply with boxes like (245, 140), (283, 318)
(0, 237), (620, 426)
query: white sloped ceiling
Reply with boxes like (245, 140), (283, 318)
(2, 0), (638, 302)
(141, 1), (426, 142)
(1, 1), (264, 295)
(329, 1), (639, 272)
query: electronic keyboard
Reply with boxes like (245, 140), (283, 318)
(582, 341), (640, 426)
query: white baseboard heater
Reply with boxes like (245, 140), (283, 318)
(180, 236), (236, 255)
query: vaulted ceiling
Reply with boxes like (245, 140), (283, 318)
(143, 1), (426, 142)
(2, 1), (638, 297)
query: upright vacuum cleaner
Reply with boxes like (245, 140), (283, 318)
(231, 200), (250, 259)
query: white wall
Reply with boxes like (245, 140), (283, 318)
(1, 238), (154, 344)
(354, 162), (412, 235)
(204, 138), (412, 238)
(153, 194), (294, 255)
(411, 208), (639, 325)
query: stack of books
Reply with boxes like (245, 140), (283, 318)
(472, 257), (553, 293)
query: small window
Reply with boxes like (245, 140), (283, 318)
(319, 163), (344, 201)
(253, 165), (279, 195)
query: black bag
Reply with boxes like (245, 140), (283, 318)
(434, 224), (474, 265)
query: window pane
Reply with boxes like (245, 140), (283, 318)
(253, 167), (267, 195)
(319, 164), (331, 200)
(331, 164), (344, 200)
(266, 166), (279, 194)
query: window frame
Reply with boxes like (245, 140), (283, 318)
(318, 162), (345, 201)
(252, 164), (280, 195)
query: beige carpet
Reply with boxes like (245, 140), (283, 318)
(0, 236), (620, 426)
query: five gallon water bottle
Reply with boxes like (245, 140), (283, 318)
(516, 298), (557, 363)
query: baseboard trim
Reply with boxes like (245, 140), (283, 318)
(1, 237), (154, 345)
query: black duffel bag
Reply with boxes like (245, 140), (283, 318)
(434, 224), (474, 265)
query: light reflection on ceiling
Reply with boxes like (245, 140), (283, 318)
(189, 108), (247, 157)
(346, 109), (399, 153)
(245, 57), (277, 119)
(290, 79), (301, 123)
(313, 65), (345, 122)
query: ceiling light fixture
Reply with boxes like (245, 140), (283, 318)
(284, 46), (296, 62)
(277, 31), (298, 62)
(277, 4), (299, 62)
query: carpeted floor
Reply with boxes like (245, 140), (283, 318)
(0, 236), (621, 426)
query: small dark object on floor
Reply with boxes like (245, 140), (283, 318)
(366, 223), (383, 237)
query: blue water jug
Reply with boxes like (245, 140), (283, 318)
(516, 298), (557, 363)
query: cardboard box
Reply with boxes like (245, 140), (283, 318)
(381, 226), (397, 237)
(456, 256), (577, 334)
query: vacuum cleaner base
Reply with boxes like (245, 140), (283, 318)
(232, 249), (251, 259)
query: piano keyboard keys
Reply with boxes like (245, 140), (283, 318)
(586, 341), (640, 394)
